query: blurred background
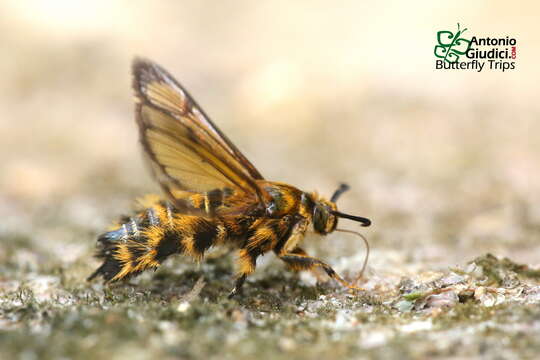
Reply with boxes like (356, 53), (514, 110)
(1, 0), (539, 280)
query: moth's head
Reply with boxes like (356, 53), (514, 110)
(312, 197), (338, 235)
(312, 184), (371, 235)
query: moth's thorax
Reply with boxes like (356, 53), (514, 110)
(257, 180), (303, 217)
(255, 180), (338, 234)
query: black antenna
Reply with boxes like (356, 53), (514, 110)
(331, 210), (371, 227)
(331, 183), (350, 202)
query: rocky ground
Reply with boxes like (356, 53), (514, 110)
(1, 197), (539, 360)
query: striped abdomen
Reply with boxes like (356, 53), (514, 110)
(88, 197), (229, 282)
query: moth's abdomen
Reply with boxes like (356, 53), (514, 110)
(88, 199), (226, 283)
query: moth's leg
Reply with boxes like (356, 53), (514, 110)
(229, 216), (297, 298)
(278, 251), (364, 291)
(228, 274), (247, 299)
(289, 247), (307, 255)
(281, 246), (325, 282)
(229, 215), (312, 298)
(228, 248), (259, 298)
(274, 217), (308, 255)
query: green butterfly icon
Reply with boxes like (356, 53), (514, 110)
(434, 23), (472, 63)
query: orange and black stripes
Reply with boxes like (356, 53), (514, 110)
(88, 199), (231, 283)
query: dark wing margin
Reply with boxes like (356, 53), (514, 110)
(132, 57), (266, 207)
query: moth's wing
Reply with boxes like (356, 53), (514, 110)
(132, 58), (266, 209)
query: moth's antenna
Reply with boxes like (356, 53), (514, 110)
(331, 210), (371, 227)
(331, 183), (350, 202)
(335, 228), (370, 278)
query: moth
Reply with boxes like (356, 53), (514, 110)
(88, 58), (371, 297)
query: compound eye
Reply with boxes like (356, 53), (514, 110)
(327, 212), (338, 233)
(313, 204), (328, 234)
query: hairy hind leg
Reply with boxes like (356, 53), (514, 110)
(228, 248), (259, 298)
